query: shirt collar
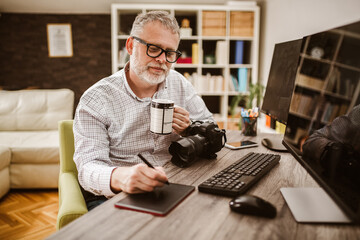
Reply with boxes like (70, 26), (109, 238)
(122, 62), (140, 100)
(122, 62), (169, 101)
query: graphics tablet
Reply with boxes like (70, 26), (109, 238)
(114, 183), (195, 216)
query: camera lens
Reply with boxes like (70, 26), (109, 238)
(169, 134), (206, 167)
(169, 121), (226, 168)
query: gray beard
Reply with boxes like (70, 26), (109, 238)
(130, 49), (169, 86)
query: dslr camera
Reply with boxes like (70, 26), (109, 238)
(169, 120), (227, 168)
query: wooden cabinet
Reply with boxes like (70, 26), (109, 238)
(111, 3), (260, 129)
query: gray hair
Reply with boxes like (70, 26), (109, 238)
(130, 11), (180, 38)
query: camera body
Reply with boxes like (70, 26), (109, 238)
(169, 121), (226, 168)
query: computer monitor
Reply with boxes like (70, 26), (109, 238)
(282, 20), (360, 223)
(260, 39), (303, 151)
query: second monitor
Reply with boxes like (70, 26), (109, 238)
(260, 38), (303, 151)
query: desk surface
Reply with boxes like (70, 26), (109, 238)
(48, 131), (360, 240)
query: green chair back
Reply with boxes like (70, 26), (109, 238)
(56, 120), (88, 230)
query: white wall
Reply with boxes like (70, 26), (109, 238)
(259, 0), (360, 85)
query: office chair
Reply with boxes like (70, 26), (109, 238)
(56, 120), (88, 230)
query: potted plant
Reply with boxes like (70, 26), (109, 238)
(229, 82), (264, 131)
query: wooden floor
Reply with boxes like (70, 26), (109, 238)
(0, 190), (58, 240)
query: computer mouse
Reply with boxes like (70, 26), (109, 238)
(261, 138), (272, 148)
(261, 138), (287, 152)
(229, 195), (277, 218)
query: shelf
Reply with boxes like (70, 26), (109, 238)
(228, 91), (249, 96)
(201, 64), (227, 68)
(174, 64), (198, 68)
(229, 64), (253, 68)
(229, 36), (254, 41)
(180, 36), (199, 40)
(301, 54), (333, 65)
(323, 90), (353, 101)
(198, 92), (226, 96)
(295, 83), (322, 92)
(301, 54), (360, 72)
(334, 62), (360, 72)
(289, 110), (313, 121)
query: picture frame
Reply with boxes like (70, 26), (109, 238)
(47, 23), (73, 57)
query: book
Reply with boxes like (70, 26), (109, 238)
(338, 103), (348, 116)
(207, 73), (215, 92)
(337, 78), (354, 98)
(275, 121), (286, 134)
(307, 95), (318, 116)
(192, 43), (199, 64)
(115, 183), (195, 216)
(326, 68), (340, 93)
(197, 74), (224, 93)
(345, 79), (355, 98)
(265, 115), (271, 128)
(215, 76), (224, 92)
(297, 74), (325, 90)
(297, 94), (313, 116)
(321, 102), (333, 122)
(197, 74), (206, 92)
(177, 57), (192, 64)
(216, 41), (227, 65)
(230, 75), (238, 91)
(238, 68), (247, 92)
(289, 92), (301, 113)
(235, 40), (244, 64)
(329, 104), (340, 122)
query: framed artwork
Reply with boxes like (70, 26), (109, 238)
(47, 23), (73, 57)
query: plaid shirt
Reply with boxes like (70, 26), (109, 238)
(73, 64), (213, 197)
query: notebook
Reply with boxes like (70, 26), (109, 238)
(114, 183), (195, 216)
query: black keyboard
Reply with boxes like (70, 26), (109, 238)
(198, 152), (280, 197)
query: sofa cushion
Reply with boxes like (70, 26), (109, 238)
(0, 131), (59, 164)
(0, 146), (10, 198)
(0, 168), (10, 197)
(0, 145), (11, 169)
(0, 89), (74, 131)
(10, 164), (59, 188)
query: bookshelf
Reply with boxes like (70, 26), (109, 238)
(111, 3), (260, 129)
(287, 27), (360, 145)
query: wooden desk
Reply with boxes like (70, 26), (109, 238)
(48, 131), (360, 240)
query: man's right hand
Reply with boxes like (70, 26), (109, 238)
(110, 164), (168, 194)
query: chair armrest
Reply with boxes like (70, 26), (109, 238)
(56, 172), (88, 230)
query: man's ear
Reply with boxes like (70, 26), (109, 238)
(126, 37), (133, 55)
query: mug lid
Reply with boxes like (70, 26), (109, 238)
(151, 99), (174, 108)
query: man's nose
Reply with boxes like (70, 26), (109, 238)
(155, 51), (167, 63)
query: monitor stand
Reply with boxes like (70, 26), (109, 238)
(261, 136), (287, 152)
(280, 187), (352, 223)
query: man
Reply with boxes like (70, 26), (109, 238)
(303, 104), (360, 160)
(73, 11), (213, 210)
(302, 104), (360, 180)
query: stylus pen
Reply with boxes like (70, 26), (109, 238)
(138, 153), (170, 185)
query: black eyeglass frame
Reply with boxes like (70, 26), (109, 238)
(131, 36), (182, 63)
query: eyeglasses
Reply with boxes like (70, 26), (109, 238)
(132, 36), (182, 63)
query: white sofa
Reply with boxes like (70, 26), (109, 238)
(0, 89), (74, 198)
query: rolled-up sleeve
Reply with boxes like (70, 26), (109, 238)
(73, 90), (117, 198)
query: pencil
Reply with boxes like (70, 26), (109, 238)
(138, 153), (170, 185)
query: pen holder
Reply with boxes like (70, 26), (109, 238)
(241, 117), (258, 136)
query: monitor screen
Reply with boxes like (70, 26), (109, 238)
(261, 39), (303, 124)
(283, 20), (360, 222)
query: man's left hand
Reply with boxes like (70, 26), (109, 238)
(172, 106), (190, 135)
